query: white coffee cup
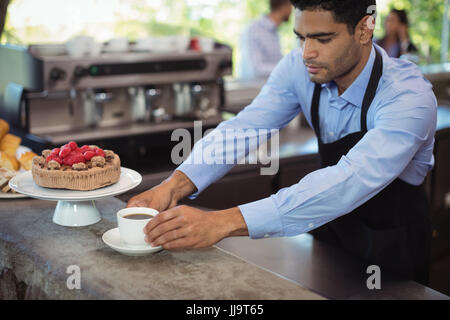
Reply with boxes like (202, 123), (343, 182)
(66, 36), (95, 58)
(199, 37), (215, 53)
(105, 37), (129, 52)
(117, 207), (159, 248)
(89, 42), (103, 56)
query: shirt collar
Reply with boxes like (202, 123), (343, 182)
(322, 45), (376, 108)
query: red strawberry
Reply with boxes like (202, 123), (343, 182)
(59, 147), (71, 159)
(46, 155), (62, 165)
(63, 156), (74, 166)
(70, 150), (85, 160)
(63, 153), (85, 166)
(95, 148), (105, 157)
(68, 141), (78, 150)
(51, 148), (60, 156)
(83, 151), (95, 161)
(80, 145), (91, 153)
(69, 149), (82, 156)
(74, 154), (86, 164)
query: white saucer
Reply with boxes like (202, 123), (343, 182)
(102, 228), (163, 256)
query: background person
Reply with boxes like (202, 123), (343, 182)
(376, 8), (418, 58)
(238, 0), (293, 81)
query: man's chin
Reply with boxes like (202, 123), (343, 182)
(308, 74), (329, 84)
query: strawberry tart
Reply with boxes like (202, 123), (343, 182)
(32, 141), (121, 191)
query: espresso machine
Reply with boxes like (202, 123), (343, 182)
(0, 42), (232, 172)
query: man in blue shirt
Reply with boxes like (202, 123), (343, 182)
(128, 0), (436, 285)
(239, 0), (293, 80)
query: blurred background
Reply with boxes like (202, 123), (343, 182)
(1, 0), (449, 78)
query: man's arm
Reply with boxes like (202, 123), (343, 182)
(238, 89), (437, 239)
(177, 51), (302, 199)
(134, 52), (302, 250)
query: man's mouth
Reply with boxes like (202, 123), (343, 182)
(305, 64), (323, 74)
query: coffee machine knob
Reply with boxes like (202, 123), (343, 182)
(49, 68), (67, 82)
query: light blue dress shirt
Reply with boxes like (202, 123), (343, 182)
(177, 44), (437, 239)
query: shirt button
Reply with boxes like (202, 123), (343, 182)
(308, 223), (314, 229)
(264, 234), (270, 238)
(328, 132), (334, 137)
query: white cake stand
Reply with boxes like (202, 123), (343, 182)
(8, 168), (142, 227)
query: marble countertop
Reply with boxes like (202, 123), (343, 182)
(0, 197), (324, 300)
(0, 196), (448, 300)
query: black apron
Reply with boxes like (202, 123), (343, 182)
(309, 49), (432, 285)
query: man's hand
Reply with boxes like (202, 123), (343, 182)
(126, 182), (177, 213)
(143, 205), (249, 250)
(126, 170), (197, 212)
(398, 24), (410, 45)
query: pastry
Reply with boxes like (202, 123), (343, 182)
(32, 141), (121, 191)
(19, 151), (38, 171)
(0, 168), (14, 188)
(2, 184), (12, 193)
(0, 167), (17, 193)
(0, 119), (9, 141)
(0, 151), (20, 171)
(0, 133), (21, 157)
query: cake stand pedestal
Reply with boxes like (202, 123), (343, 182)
(9, 168), (142, 227)
(53, 200), (101, 227)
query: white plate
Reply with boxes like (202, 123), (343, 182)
(102, 228), (163, 256)
(0, 192), (28, 199)
(8, 167), (142, 201)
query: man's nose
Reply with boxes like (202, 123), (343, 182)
(302, 39), (319, 61)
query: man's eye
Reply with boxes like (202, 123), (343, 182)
(318, 38), (332, 44)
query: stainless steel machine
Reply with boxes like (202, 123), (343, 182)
(0, 43), (232, 172)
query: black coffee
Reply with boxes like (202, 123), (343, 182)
(123, 214), (154, 220)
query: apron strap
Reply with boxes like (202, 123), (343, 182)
(311, 83), (322, 138)
(360, 48), (383, 132)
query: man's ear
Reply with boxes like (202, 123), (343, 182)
(356, 16), (375, 44)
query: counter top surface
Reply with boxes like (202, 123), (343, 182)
(1, 197), (448, 300)
(0, 197), (324, 300)
(217, 236), (449, 300)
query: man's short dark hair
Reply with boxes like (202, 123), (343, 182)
(271, 0), (291, 12)
(290, 0), (377, 33)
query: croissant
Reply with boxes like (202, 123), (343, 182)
(0, 151), (20, 171)
(19, 151), (38, 171)
(0, 168), (17, 193)
(0, 133), (21, 157)
(0, 119), (9, 141)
